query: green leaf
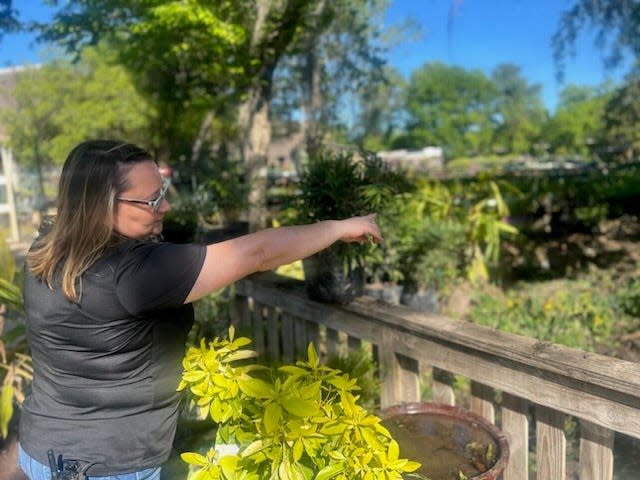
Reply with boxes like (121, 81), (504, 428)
(387, 439), (399, 462)
(181, 451), (209, 466)
(279, 365), (310, 376)
(241, 440), (268, 458)
(373, 423), (392, 438)
(225, 349), (259, 362)
(307, 343), (319, 368)
(0, 278), (23, 311)
(314, 462), (346, 480)
(280, 397), (320, 418)
(190, 467), (213, 480)
(196, 395), (213, 407)
(0, 384), (14, 438)
(228, 325), (236, 342)
(218, 454), (240, 472)
(278, 459), (293, 480)
(320, 422), (346, 436)
(264, 402), (282, 434)
(238, 377), (275, 399)
(360, 426), (384, 450)
(498, 222), (518, 235)
(210, 397), (227, 422)
(183, 370), (208, 383)
(299, 381), (321, 401)
(203, 349), (219, 371)
(0, 236), (16, 284)
(400, 460), (421, 472)
(325, 375), (358, 391)
(292, 439), (304, 462)
(230, 336), (253, 348)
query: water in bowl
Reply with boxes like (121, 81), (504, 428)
(383, 413), (499, 480)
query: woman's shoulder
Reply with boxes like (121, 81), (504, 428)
(105, 239), (205, 269)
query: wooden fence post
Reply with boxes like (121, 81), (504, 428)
(379, 331), (420, 408)
(432, 367), (455, 406)
(579, 419), (613, 480)
(502, 393), (529, 480)
(536, 405), (566, 480)
(471, 381), (495, 423)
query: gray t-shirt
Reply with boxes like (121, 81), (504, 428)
(20, 240), (207, 476)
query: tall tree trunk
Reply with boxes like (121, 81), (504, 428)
(238, 0), (273, 231)
(238, 0), (311, 230)
(238, 81), (272, 230)
(300, 0), (328, 155)
(301, 49), (324, 155)
(190, 111), (215, 193)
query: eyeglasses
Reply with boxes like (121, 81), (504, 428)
(117, 179), (170, 213)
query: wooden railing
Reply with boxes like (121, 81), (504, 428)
(233, 272), (640, 480)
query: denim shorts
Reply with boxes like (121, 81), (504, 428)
(18, 444), (162, 480)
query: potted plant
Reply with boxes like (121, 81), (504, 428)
(283, 148), (408, 304)
(364, 179), (460, 311)
(178, 327), (422, 480)
(369, 179), (517, 312)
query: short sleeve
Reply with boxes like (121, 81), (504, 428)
(115, 242), (206, 315)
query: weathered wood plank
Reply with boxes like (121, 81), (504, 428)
(536, 406), (566, 480)
(251, 301), (265, 354)
(293, 318), (307, 359)
(232, 295), (250, 331)
(379, 331), (397, 408)
(349, 297), (640, 400)
(431, 367), (455, 406)
(266, 307), (280, 361)
(235, 273), (640, 440)
(236, 274), (385, 344)
(280, 313), (294, 363)
(379, 329), (420, 408)
(470, 381), (495, 423)
(579, 420), (614, 480)
(238, 273), (640, 395)
(326, 328), (340, 357)
(371, 323), (640, 439)
(307, 321), (320, 356)
(396, 353), (420, 404)
(502, 393), (529, 480)
(347, 335), (361, 352)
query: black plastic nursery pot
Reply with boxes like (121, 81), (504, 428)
(380, 402), (510, 480)
(302, 247), (364, 304)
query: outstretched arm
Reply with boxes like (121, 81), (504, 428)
(184, 214), (381, 303)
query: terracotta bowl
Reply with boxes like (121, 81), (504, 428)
(380, 402), (510, 480)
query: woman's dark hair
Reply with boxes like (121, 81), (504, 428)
(27, 140), (154, 302)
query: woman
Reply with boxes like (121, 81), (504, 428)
(18, 140), (381, 480)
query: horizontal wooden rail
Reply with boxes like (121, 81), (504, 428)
(234, 272), (640, 480)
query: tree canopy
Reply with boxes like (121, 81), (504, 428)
(1, 47), (154, 200)
(542, 84), (609, 156)
(0, 0), (18, 40)
(553, 0), (640, 80)
(398, 62), (498, 157)
(1, 0), (639, 182)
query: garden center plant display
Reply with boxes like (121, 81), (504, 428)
(285, 148), (408, 304)
(178, 327), (421, 480)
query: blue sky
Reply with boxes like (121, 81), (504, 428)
(384, 0), (630, 111)
(0, 1), (631, 112)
